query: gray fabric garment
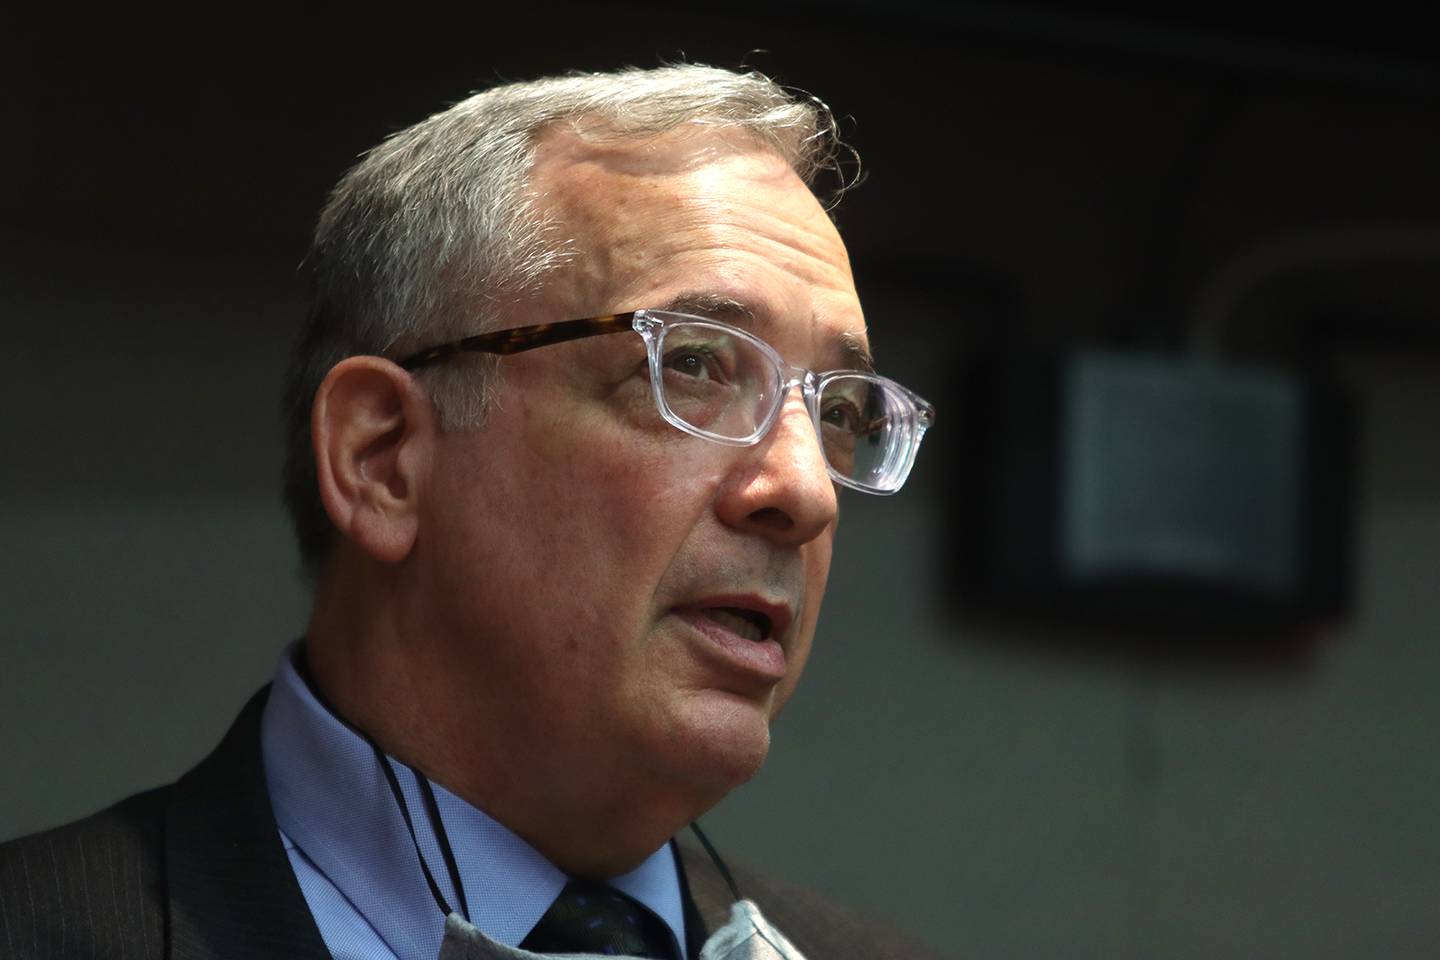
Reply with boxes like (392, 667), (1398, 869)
(438, 900), (805, 960)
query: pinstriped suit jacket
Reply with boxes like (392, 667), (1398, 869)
(1, 690), (943, 960)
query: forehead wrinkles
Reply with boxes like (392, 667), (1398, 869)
(529, 130), (851, 299)
(673, 195), (853, 287)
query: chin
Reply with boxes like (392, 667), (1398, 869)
(655, 689), (774, 798)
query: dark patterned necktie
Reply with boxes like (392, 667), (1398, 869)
(519, 878), (680, 958)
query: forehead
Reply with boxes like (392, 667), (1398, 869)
(524, 126), (868, 365)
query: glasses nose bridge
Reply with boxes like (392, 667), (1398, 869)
(775, 364), (821, 423)
(759, 364), (829, 473)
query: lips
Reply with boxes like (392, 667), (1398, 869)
(673, 596), (794, 684)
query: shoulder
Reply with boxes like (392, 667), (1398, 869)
(0, 788), (169, 959)
(679, 841), (945, 960)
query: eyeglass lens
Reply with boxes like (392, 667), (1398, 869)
(657, 322), (907, 490)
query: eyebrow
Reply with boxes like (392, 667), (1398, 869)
(658, 290), (876, 374)
(659, 291), (756, 324)
(840, 330), (876, 374)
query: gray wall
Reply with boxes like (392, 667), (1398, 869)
(5, 14), (1439, 957)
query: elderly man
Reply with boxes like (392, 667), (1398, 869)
(1, 65), (936, 959)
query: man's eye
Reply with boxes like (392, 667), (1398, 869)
(820, 400), (863, 434)
(662, 348), (727, 382)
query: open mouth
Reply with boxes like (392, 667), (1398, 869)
(676, 600), (789, 681)
(698, 606), (772, 642)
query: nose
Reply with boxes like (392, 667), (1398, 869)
(713, 392), (839, 546)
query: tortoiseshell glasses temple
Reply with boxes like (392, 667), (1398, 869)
(396, 313), (639, 369)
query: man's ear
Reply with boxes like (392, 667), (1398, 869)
(311, 356), (434, 564)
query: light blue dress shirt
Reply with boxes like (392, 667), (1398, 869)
(260, 646), (688, 960)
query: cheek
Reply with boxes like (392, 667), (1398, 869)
(554, 435), (685, 552)
(551, 390), (724, 527)
(492, 403), (719, 615)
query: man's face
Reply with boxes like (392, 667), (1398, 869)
(412, 128), (867, 808)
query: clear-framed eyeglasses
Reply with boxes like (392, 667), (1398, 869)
(396, 309), (935, 495)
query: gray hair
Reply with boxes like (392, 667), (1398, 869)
(282, 63), (850, 578)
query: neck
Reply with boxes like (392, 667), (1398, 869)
(304, 551), (720, 878)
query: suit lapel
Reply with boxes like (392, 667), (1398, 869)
(165, 686), (332, 960)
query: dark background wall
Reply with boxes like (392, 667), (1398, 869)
(5, 6), (1438, 956)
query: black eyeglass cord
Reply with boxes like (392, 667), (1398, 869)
(688, 820), (742, 903)
(365, 735), (472, 923)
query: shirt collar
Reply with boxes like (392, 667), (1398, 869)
(261, 644), (687, 959)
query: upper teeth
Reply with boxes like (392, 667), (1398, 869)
(706, 608), (765, 641)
